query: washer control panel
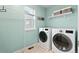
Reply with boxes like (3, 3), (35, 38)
(45, 29), (48, 31)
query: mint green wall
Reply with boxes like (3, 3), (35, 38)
(45, 5), (78, 29)
(0, 5), (46, 52)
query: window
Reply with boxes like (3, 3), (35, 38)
(24, 6), (36, 31)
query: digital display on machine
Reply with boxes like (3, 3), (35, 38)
(45, 29), (48, 31)
(66, 30), (73, 33)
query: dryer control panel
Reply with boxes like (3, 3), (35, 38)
(66, 30), (73, 34)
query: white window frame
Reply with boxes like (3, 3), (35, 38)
(24, 6), (36, 31)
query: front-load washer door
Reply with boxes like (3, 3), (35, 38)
(53, 33), (72, 52)
(39, 31), (47, 43)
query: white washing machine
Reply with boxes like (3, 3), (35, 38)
(52, 29), (76, 53)
(39, 28), (52, 50)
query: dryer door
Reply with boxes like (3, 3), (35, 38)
(39, 31), (47, 43)
(53, 33), (72, 52)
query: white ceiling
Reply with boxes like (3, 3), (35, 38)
(40, 5), (53, 8)
(41, 5), (51, 8)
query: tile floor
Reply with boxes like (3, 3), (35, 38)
(23, 43), (53, 53)
(15, 43), (53, 53)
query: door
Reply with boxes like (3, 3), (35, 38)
(53, 33), (72, 52)
(39, 31), (47, 42)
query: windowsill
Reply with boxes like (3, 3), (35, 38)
(24, 28), (36, 31)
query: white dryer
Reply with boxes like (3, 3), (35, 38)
(52, 29), (76, 53)
(39, 28), (52, 50)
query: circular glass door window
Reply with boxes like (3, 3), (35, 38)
(53, 33), (72, 52)
(39, 31), (47, 42)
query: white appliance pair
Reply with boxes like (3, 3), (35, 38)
(39, 28), (76, 53)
